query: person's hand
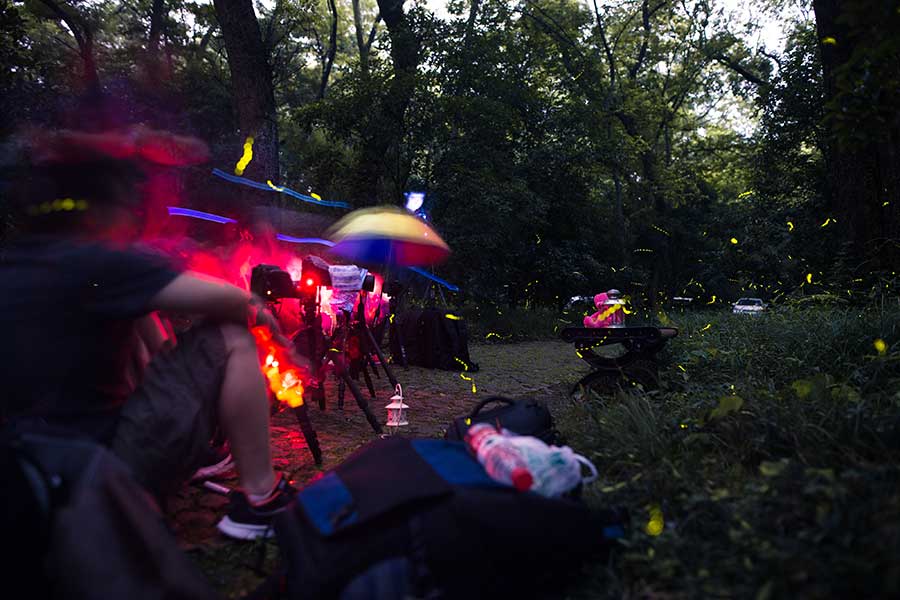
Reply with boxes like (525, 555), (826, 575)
(251, 301), (288, 345)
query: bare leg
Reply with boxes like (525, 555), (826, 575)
(217, 323), (276, 497)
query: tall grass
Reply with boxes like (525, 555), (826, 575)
(556, 304), (900, 599)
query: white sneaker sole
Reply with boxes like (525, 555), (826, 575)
(216, 516), (276, 540)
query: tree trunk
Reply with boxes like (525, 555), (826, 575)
(357, 0), (419, 202)
(38, 0), (101, 96)
(212, 0), (279, 210)
(318, 0), (338, 99)
(812, 0), (900, 267)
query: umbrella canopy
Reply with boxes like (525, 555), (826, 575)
(326, 206), (450, 267)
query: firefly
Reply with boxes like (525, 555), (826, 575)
(822, 36), (837, 45)
(644, 505), (664, 536)
(787, 221), (794, 231)
(874, 339), (887, 355)
(730, 238), (738, 244)
(234, 136), (254, 176)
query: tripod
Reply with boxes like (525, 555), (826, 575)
(334, 289), (400, 407)
(262, 300), (323, 466)
(292, 287), (385, 435)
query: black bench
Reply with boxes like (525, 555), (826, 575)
(560, 326), (678, 396)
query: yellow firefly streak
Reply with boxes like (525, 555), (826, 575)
(454, 357), (477, 393)
(706, 295), (716, 305)
(234, 136), (254, 175)
(311, 193), (322, 200)
(644, 505), (664, 536)
(730, 238), (738, 244)
(822, 36), (837, 45)
(445, 314), (462, 320)
(874, 339), (887, 355)
(821, 218), (832, 227)
(700, 323), (711, 332)
(266, 180), (284, 192)
(806, 273), (813, 284)
(787, 221), (794, 231)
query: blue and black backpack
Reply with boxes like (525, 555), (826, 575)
(272, 435), (627, 599)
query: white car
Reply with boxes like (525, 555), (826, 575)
(732, 297), (767, 315)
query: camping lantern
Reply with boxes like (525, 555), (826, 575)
(604, 289), (626, 327)
(385, 384), (409, 428)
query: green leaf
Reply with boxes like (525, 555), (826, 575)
(791, 379), (813, 399)
(759, 459), (789, 477)
(830, 384), (861, 403)
(710, 394), (744, 419)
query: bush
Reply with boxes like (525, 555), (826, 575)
(554, 303), (900, 599)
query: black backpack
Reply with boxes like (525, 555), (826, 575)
(273, 436), (626, 599)
(0, 426), (220, 600)
(444, 396), (562, 445)
(390, 308), (478, 372)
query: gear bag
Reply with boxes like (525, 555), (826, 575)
(444, 396), (562, 445)
(0, 427), (220, 600)
(273, 436), (626, 599)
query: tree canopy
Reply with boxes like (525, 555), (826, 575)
(2, 0), (897, 307)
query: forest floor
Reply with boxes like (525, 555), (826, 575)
(168, 340), (591, 598)
(170, 306), (900, 599)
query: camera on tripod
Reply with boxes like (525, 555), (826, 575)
(250, 264), (300, 301)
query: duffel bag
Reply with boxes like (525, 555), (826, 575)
(444, 396), (561, 444)
(273, 436), (626, 599)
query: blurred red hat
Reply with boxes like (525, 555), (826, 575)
(24, 124), (210, 167)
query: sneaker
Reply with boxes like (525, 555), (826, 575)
(190, 444), (235, 482)
(216, 474), (297, 540)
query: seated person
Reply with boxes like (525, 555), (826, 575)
(0, 127), (296, 540)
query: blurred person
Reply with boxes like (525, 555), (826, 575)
(0, 126), (298, 540)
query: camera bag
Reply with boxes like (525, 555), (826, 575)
(272, 436), (626, 599)
(444, 396), (561, 445)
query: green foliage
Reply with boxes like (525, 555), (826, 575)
(556, 303), (900, 598)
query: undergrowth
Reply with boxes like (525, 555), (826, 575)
(555, 304), (900, 598)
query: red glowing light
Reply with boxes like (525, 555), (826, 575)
(306, 277), (315, 287)
(251, 326), (306, 408)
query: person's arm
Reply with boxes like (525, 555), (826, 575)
(148, 272), (252, 324)
(148, 272), (297, 350)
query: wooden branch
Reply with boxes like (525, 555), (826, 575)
(318, 0), (338, 99)
(365, 14), (381, 52)
(592, 0), (616, 86)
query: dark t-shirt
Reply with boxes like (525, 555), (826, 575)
(0, 236), (180, 441)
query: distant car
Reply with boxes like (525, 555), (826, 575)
(732, 297), (767, 315)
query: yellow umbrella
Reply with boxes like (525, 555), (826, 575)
(326, 206), (450, 267)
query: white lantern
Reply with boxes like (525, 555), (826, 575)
(385, 384), (409, 428)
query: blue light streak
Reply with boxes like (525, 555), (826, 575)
(167, 205), (459, 292)
(167, 207), (237, 224)
(276, 234), (335, 247)
(211, 169), (351, 209)
(408, 267), (459, 292)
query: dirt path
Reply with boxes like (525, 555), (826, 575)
(166, 340), (590, 591)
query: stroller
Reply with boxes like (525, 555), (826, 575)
(560, 325), (678, 397)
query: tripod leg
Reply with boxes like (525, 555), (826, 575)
(361, 363), (377, 399)
(291, 403), (323, 465)
(363, 324), (399, 388)
(333, 355), (383, 434)
(367, 355), (381, 379)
